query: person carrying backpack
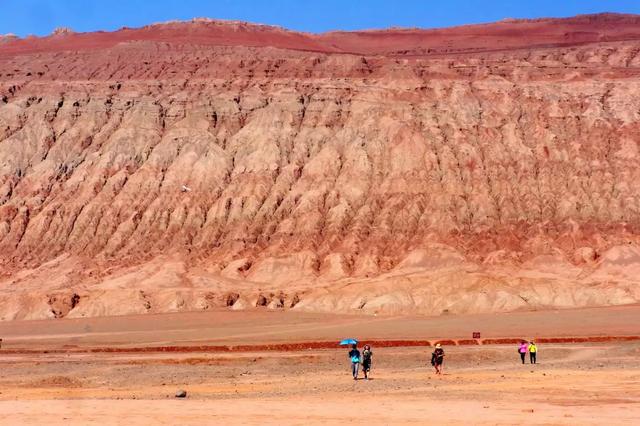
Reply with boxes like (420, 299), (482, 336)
(361, 344), (373, 380)
(431, 343), (445, 374)
(528, 341), (537, 364)
(348, 344), (361, 380)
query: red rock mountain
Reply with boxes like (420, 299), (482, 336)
(1, 13), (639, 320)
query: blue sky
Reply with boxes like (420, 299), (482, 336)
(1, 0), (640, 37)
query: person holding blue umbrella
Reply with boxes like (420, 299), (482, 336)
(340, 338), (361, 380)
(348, 344), (361, 380)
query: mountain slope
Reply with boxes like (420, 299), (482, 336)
(0, 14), (639, 320)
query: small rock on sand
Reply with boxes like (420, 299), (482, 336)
(175, 390), (187, 398)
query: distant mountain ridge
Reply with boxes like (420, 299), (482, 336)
(2, 12), (640, 57)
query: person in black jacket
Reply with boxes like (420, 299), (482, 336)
(361, 345), (373, 380)
(431, 343), (445, 374)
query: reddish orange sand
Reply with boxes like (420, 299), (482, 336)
(0, 344), (639, 425)
(1, 304), (639, 349)
(0, 307), (639, 424)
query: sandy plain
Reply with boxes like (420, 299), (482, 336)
(0, 307), (639, 425)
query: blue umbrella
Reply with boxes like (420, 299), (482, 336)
(339, 338), (358, 346)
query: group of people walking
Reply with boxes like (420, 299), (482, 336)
(346, 343), (446, 379)
(518, 340), (537, 364)
(348, 344), (373, 380)
(346, 340), (539, 379)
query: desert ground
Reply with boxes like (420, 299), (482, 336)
(1, 306), (639, 425)
(2, 12), (640, 425)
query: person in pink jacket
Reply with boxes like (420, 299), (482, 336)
(518, 341), (529, 364)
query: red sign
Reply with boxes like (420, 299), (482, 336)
(472, 332), (481, 339)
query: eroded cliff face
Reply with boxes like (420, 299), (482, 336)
(0, 14), (639, 320)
